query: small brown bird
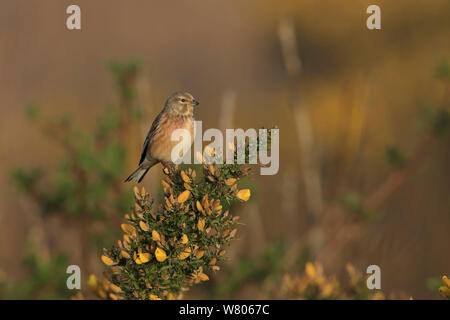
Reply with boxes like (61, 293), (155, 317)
(125, 91), (199, 183)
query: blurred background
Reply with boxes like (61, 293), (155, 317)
(0, 0), (449, 299)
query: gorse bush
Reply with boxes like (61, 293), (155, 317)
(96, 163), (252, 300)
(278, 262), (396, 300)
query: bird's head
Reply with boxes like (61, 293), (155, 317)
(165, 91), (199, 116)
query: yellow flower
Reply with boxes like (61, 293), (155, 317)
(201, 194), (209, 208)
(109, 283), (122, 293)
(152, 230), (161, 241)
(167, 293), (175, 300)
(133, 186), (141, 200)
(180, 170), (190, 183)
(139, 221), (149, 232)
(155, 247), (167, 262)
(121, 224), (136, 237)
(149, 294), (162, 300)
(204, 146), (215, 157)
(212, 199), (222, 211)
(236, 189), (251, 201)
(134, 251), (151, 264)
(370, 291), (385, 300)
(440, 286), (450, 298)
(195, 151), (204, 163)
(198, 272), (209, 281)
(440, 275), (450, 298)
(164, 197), (173, 210)
(305, 262), (316, 279)
(88, 274), (98, 289)
(101, 255), (115, 266)
(225, 178), (236, 186)
(198, 218), (205, 231)
(108, 293), (118, 300)
(120, 250), (131, 259)
(195, 250), (205, 259)
(110, 266), (121, 274)
(161, 180), (171, 193)
(443, 275), (450, 288)
(178, 248), (191, 260)
(135, 202), (143, 213)
(196, 201), (204, 214)
(177, 190), (191, 203)
(181, 234), (189, 244)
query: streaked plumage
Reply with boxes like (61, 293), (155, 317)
(125, 91), (199, 183)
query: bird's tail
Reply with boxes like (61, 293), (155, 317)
(125, 167), (150, 183)
(125, 159), (158, 183)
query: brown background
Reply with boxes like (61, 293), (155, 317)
(0, 0), (449, 299)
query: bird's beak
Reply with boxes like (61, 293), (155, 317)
(191, 99), (200, 106)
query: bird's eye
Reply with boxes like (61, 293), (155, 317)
(181, 98), (186, 102)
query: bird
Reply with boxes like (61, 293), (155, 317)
(125, 91), (199, 183)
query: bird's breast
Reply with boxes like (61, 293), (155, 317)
(149, 115), (194, 162)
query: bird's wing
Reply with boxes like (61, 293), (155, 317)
(138, 136), (150, 165)
(138, 110), (164, 165)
